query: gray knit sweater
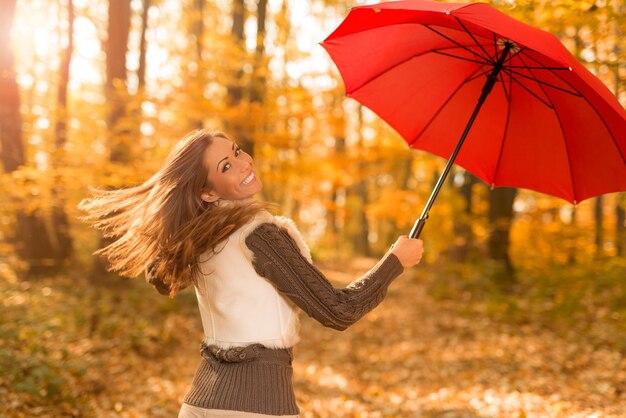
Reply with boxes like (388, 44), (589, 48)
(182, 222), (404, 415)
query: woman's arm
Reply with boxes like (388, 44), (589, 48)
(245, 223), (404, 331)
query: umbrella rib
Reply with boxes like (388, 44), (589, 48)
(432, 50), (491, 66)
(517, 56), (578, 202)
(347, 45), (485, 95)
(516, 54), (558, 108)
(503, 69), (554, 108)
(522, 52), (584, 96)
(521, 53), (626, 166)
(506, 65), (571, 70)
(504, 67), (582, 97)
(492, 79), (514, 187)
(493, 32), (500, 62)
(424, 24), (493, 63)
(408, 64), (489, 147)
(466, 66), (497, 83)
(581, 95), (626, 167)
(548, 93), (579, 203)
(491, 39), (516, 165)
(454, 17), (493, 62)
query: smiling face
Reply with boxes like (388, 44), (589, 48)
(201, 136), (262, 203)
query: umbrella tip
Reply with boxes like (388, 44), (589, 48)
(490, 183), (495, 190)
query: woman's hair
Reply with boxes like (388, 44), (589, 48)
(79, 129), (270, 296)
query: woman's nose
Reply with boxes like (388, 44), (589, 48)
(239, 159), (251, 171)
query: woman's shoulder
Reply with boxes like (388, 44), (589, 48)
(238, 212), (312, 263)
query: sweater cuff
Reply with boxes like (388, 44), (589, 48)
(373, 252), (404, 282)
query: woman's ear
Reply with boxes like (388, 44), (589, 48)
(201, 190), (220, 203)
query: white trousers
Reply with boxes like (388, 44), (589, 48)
(178, 403), (299, 418)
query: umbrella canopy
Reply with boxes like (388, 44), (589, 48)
(321, 0), (626, 210)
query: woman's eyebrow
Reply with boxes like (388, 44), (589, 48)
(216, 143), (236, 171)
(216, 156), (228, 171)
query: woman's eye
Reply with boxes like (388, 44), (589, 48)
(235, 147), (241, 156)
(222, 162), (231, 172)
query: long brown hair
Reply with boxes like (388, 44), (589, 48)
(79, 129), (270, 296)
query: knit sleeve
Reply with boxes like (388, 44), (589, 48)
(244, 223), (404, 331)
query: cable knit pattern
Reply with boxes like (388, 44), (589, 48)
(245, 223), (404, 331)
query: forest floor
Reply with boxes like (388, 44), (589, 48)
(1, 258), (625, 417)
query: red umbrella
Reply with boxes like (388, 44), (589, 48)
(321, 0), (626, 238)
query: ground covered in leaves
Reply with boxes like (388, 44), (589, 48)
(1, 258), (625, 417)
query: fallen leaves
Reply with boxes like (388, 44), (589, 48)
(1, 258), (625, 417)
(293, 259), (626, 417)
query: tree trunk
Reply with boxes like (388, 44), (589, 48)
(51, 0), (75, 265)
(137, 0), (150, 89)
(0, 0), (58, 273)
(567, 206), (577, 265)
(334, 134), (347, 240)
(487, 187), (517, 290)
(617, 193), (626, 257)
(131, 0), (150, 146)
(226, 0), (248, 150)
(250, 0), (267, 104)
(0, 0), (24, 173)
(612, 13), (624, 257)
(186, 0), (204, 129)
(595, 195), (604, 258)
(351, 106), (370, 256)
(105, 0), (132, 164)
(94, 0), (132, 278)
(449, 169), (476, 262)
(227, 0), (244, 107)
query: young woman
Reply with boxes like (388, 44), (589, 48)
(79, 129), (424, 418)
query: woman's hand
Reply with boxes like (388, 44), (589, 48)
(390, 236), (424, 268)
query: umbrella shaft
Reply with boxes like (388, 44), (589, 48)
(409, 43), (513, 239)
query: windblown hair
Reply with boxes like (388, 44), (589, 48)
(78, 129), (270, 296)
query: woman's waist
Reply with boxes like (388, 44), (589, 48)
(200, 341), (293, 366)
(184, 342), (299, 415)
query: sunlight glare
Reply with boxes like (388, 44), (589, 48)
(35, 117), (50, 130)
(140, 122), (155, 136)
(29, 134), (43, 145)
(35, 80), (49, 94)
(34, 29), (52, 57)
(35, 150), (48, 170)
(74, 17), (99, 58)
(141, 101), (157, 116)
(31, 105), (48, 117)
(70, 16), (103, 85)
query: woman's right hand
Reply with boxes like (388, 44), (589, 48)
(389, 235), (424, 268)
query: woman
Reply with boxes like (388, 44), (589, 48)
(79, 129), (424, 417)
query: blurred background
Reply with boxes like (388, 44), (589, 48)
(1, 0), (625, 417)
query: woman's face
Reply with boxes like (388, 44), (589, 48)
(201, 136), (262, 202)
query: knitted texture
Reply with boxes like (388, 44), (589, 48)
(245, 223), (404, 331)
(183, 344), (298, 415)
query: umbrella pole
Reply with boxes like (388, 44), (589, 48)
(409, 42), (514, 239)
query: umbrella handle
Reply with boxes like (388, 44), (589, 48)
(409, 216), (427, 239)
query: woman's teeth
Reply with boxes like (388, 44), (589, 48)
(242, 172), (255, 185)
